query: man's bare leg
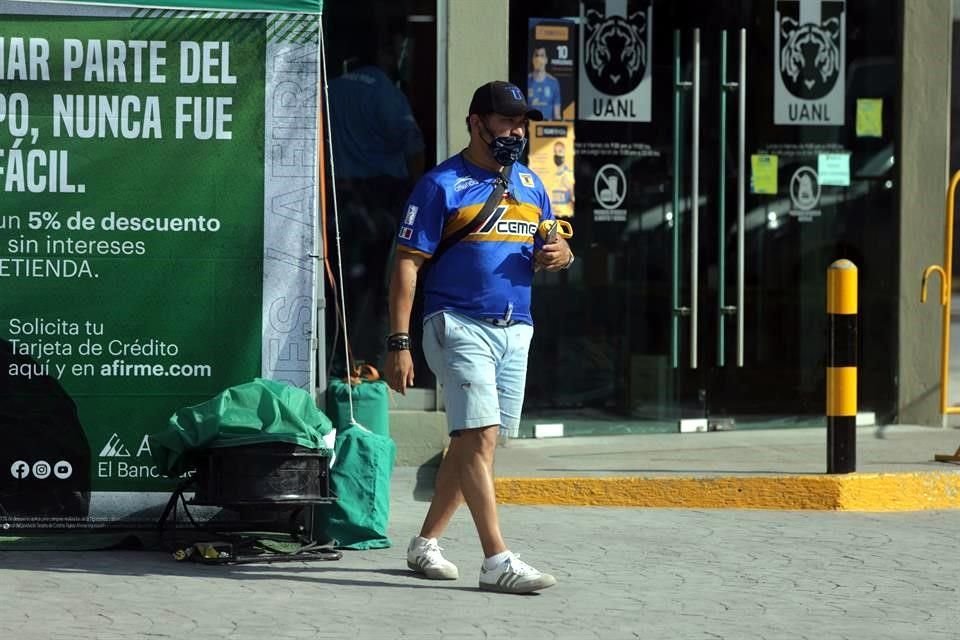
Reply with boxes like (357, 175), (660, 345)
(417, 426), (505, 557)
(449, 426), (506, 557)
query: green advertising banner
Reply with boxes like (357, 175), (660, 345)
(11, 0), (322, 13)
(0, 1), (321, 528)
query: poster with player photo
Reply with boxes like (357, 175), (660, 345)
(527, 18), (577, 121)
(529, 123), (576, 218)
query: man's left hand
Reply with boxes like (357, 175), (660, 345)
(535, 236), (573, 272)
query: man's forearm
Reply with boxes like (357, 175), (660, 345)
(388, 252), (422, 334)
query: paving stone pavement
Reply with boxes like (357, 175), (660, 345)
(1, 468), (958, 640)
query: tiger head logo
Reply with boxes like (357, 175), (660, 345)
(779, 16), (842, 100)
(584, 7), (647, 96)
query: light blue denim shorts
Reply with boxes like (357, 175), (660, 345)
(421, 311), (533, 437)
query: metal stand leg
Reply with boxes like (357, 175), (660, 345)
(934, 446), (960, 463)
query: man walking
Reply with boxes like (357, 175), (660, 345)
(384, 81), (573, 594)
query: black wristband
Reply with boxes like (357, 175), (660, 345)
(386, 333), (411, 352)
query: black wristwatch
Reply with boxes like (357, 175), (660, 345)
(386, 333), (411, 352)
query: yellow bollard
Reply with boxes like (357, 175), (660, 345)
(827, 260), (857, 474)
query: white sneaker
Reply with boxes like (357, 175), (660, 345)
(406, 537), (459, 580)
(478, 554), (557, 594)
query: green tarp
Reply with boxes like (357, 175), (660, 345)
(149, 378), (333, 476)
(313, 425), (395, 549)
(327, 378), (391, 438)
(14, 0), (322, 13)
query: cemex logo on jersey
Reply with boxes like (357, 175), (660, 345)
(476, 206), (539, 238)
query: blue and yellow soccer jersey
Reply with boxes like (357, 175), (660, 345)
(396, 154), (555, 325)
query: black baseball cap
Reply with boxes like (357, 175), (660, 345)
(468, 81), (544, 121)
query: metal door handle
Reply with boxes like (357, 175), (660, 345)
(690, 28), (701, 369)
(671, 29), (701, 369)
(717, 29), (747, 367)
(736, 28), (746, 367)
(717, 31), (731, 366)
(671, 30), (687, 368)
(716, 29), (746, 368)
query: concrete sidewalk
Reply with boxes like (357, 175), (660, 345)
(3, 465), (959, 639)
(1, 425), (959, 640)
(490, 425), (960, 510)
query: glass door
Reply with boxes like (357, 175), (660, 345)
(622, 3), (762, 430)
(517, 0), (899, 435)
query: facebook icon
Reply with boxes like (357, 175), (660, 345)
(10, 461), (30, 480)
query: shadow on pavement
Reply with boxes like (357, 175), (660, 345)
(413, 456), (440, 502)
(0, 550), (467, 589)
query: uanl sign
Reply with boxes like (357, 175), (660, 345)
(579, 0), (652, 122)
(774, 0), (846, 126)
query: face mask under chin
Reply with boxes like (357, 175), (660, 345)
(480, 119), (526, 166)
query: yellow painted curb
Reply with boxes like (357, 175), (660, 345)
(494, 472), (960, 511)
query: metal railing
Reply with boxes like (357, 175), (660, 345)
(921, 170), (960, 415)
(922, 170), (960, 461)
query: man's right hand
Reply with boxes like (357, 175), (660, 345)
(385, 349), (415, 395)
